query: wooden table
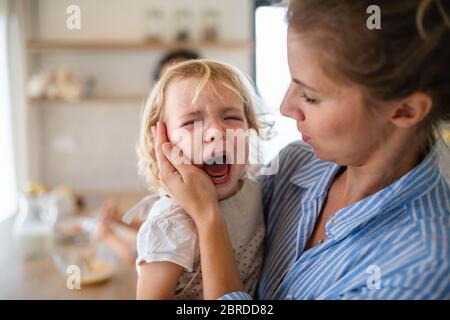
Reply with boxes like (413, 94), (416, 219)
(0, 193), (145, 300)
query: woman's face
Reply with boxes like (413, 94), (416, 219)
(281, 28), (393, 166)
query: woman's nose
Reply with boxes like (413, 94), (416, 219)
(280, 87), (305, 122)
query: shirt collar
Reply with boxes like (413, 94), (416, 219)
(330, 143), (442, 240)
(291, 144), (442, 241)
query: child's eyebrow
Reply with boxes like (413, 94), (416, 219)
(222, 106), (243, 113)
(179, 106), (242, 118)
(179, 110), (202, 118)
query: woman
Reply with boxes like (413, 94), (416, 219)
(152, 0), (450, 299)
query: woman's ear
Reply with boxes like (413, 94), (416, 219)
(389, 92), (433, 128)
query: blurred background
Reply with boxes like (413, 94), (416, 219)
(1, 0), (449, 300)
(0, 0), (301, 300)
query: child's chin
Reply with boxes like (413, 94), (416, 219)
(216, 188), (234, 201)
(215, 179), (239, 200)
(208, 164), (245, 200)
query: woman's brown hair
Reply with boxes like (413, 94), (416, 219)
(286, 0), (450, 151)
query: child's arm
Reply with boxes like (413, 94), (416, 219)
(136, 261), (183, 300)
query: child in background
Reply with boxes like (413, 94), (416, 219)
(95, 199), (140, 265)
(133, 59), (265, 300)
(152, 48), (201, 82)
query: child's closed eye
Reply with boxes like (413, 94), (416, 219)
(224, 116), (244, 121)
(181, 119), (199, 127)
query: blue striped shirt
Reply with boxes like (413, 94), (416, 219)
(220, 141), (450, 300)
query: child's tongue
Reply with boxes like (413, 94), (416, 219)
(203, 164), (228, 177)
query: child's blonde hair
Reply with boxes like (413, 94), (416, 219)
(137, 59), (261, 189)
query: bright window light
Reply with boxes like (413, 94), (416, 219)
(255, 5), (300, 160)
(0, 0), (18, 222)
(255, 6), (290, 111)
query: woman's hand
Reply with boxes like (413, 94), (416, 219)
(153, 121), (244, 298)
(152, 121), (219, 225)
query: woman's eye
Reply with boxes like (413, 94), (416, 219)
(300, 94), (317, 104)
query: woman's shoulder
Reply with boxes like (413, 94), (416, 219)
(399, 175), (450, 264)
(279, 141), (321, 167)
(279, 140), (315, 159)
(264, 141), (325, 179)
(409, 175), (450, 221)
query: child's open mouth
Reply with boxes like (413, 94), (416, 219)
(201, 155), (232, 186)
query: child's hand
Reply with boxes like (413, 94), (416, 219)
(96, 217), (114, 240)
(153, 121), (220, 226)
(97, 200), (120, 239)
(100, 199), (122, 224)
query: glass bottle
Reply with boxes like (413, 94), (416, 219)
(143, 8), (164, 42)
(14, 193), (57, 258)
(174, 9), (193, 42)
(201, 9), (220, 42)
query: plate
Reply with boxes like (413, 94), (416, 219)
(52, 216), (118, 285)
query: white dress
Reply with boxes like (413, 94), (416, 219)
(133, 177), (265, 299)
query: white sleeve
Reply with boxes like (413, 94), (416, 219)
(136, 206), (198, 272)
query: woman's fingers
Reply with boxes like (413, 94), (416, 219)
(153, 121), (205, 188)
(149, 122), (218, 223)
(161, 142), (193, 178)
(156, 121), (169, 147)
(154, 122), (177, 178)
(151, 125), (156, 141)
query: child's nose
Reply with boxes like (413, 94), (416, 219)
(203, 120), (226, 142)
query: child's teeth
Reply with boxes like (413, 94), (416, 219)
(205, 155), (226, 165)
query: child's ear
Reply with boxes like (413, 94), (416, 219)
(388, 92), (433, 128)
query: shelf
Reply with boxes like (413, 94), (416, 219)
(29, 96), (147, 106)
(27, 40), (254, 52)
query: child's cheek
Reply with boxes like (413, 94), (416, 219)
(227, 132), (249, 164)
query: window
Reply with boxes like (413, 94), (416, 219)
(0, 0), (18, 222)
(254, 1), (299, 161)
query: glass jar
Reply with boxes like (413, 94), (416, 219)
(14, 193), (58, 258)
(201, 9), (220, 42)
(143, 8), (164, 42)
(174, 9), (193, 42)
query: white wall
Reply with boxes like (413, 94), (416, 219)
(39, 103), (144, 192)
(35, 0), (252, 42)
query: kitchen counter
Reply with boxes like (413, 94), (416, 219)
(0, 192), (146, 300)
